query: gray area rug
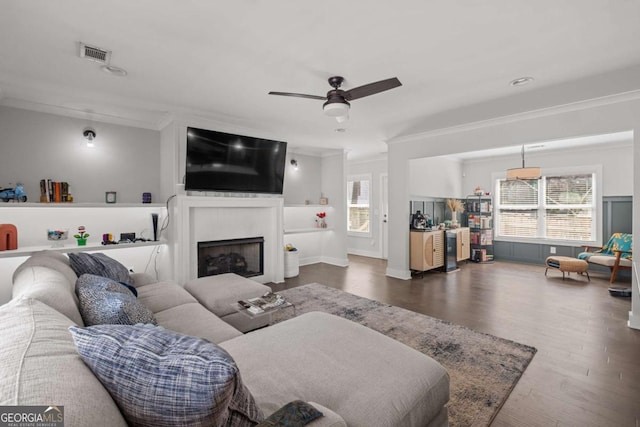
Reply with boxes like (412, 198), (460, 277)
(273, 283), (536, 427)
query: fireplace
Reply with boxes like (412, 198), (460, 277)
(197, 237), (264, 278)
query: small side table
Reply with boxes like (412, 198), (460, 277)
(545, 256), (590, 281)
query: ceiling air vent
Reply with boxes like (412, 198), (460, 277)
(78, 42), (112, 64)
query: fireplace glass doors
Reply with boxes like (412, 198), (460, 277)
(197, 237), (264, 278)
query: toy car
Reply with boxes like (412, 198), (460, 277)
(0, 183), (27, 202)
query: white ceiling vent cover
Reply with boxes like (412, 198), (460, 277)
(79, 42), (112, 64)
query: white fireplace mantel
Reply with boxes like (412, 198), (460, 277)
(171, 195), (284, 285)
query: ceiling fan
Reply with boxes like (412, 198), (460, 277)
(269, 76), (402, 122)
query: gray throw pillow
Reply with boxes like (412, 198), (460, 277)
(69, 324), (264, 427)
(75, 274), (157, 326)
(68, 252), (132, 284)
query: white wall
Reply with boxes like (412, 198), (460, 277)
(320, 152), (349, 266)
(283, 152), (322, 205)
(462, 141), (633, 197)
(0, 106), (160, 203)
(409, 156), (464, 198)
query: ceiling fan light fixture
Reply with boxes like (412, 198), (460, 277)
(335, 113), (349, 123)
(323, 100), (350, 118)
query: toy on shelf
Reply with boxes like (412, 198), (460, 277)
(0, 183), (27, 202)
(0, 224), (18, 250)
(73, 226), (90, 246)
(47, 228), (69, 248)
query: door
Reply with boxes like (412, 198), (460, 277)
(380, 174), (389, 259)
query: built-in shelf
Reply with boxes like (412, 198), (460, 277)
(0, 203), (165, 208)
(284, 204), (333, 208)
(0, 240), (166, 259)
(284, 227), (334, 235)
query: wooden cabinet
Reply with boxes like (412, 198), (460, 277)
(453, 227), (470, 261)
(410, 230), (444, 272)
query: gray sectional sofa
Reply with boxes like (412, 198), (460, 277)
(0, 251), (450, 426)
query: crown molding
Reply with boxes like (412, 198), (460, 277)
(0, 97), (162, 131)
(388, 89), (640, 145)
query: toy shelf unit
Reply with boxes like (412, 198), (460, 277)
(465, 195), (494, 263)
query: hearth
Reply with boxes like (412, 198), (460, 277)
(197, 237), (264, 278)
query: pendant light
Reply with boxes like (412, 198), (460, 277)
(506, 145), (541, 180)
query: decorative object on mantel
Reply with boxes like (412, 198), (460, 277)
(0, 224), (18, 251)
(474, 186), (483, 196)
(74, 226), (90, 246)
(0, 183), (27, 202)
(315, 212), (327, 228)
(47, 228), (69, 248)
(142, 192), (152, 203)
(446, 199), (465, 227)
(319, 194), (328, 205)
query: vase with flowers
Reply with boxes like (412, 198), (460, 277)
(446, 199), (465, 228)
(316, 212), (327, 228)
(73, 226), (90, 246)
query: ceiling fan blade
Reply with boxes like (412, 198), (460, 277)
(268, 91), (326, 101)
(343, 77), (402, 101)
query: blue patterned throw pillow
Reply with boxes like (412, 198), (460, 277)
(69, 324), (264, 427)
(69, 252), (132, 284)
(75, 274), (157, 326)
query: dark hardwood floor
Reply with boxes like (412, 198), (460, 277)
(271, 255), (640, 427)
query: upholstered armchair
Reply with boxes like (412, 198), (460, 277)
(578, 233), (633, 283)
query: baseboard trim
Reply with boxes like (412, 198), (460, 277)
(321, 256), (350, 267)
(299, 256), (322, 266)
(347, 248), (381, 259)
(629, 310), (640, 330)
(386, 267), (411, 280)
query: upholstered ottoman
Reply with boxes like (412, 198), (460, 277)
(545, 256), (590, 281)
(184, 273), (273, 332)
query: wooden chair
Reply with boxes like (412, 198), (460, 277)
(578, 233), (632, 283)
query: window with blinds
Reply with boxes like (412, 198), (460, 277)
(347, 176), (371, 234)
(496, 173), (595, 242)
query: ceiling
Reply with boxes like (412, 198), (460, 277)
(1, 1), (640, 159)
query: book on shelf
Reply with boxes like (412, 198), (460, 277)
(466, 200), (492, 213)
(472, 248), (493, 262)
(40, 179), (71, 203)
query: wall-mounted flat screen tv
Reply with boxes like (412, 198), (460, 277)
(185, 127), (287, 194)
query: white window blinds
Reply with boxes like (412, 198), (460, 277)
(496, 173), (595, 242)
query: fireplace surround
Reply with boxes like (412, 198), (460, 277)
(172, 195), (284, 284)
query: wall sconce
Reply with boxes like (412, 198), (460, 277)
(83, 127), (96, 147)
(290, 159), (299, 170)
